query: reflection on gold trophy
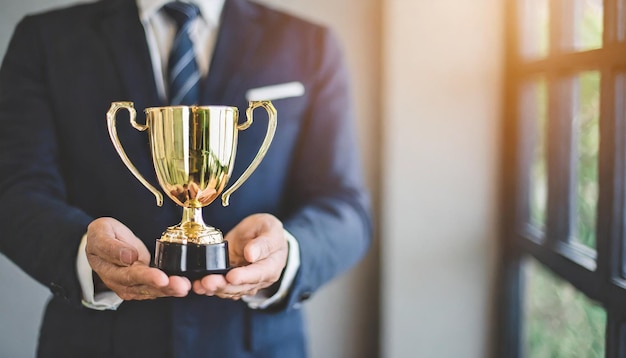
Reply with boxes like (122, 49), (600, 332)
(106, 101), (277, 278)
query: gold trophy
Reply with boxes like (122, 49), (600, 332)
(106, 101), (277, 278)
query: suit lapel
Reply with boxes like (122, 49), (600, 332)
(202, 0), (264, 105)
(97, 0), (262, 107)
(95, 0), (176, 217)
(98, 0), (163, 109)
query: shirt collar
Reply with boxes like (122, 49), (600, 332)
(137, 0), (225, 27)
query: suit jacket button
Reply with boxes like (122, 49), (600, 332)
(298, 291), (312, 302)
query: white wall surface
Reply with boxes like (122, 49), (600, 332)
(0, 3), (84, 357)
(380, 1), (503, 357)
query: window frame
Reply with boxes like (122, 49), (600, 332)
(498, 0), (626, 357)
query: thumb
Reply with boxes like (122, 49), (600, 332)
(87, 217), (147, 266)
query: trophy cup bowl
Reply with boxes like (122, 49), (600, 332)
(106, 101), (277, 279)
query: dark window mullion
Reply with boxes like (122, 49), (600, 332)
(496, 1), (524, 356)
(545, 76), (575, 247)
(598, 10), (626, 358)
(596, 69), (620, 282)
(552, 0), (574, 55)
(596, 0), (621, 291)
(604, 0), (620, 45)
(612, 73), (626, 280)
(515, 47), (626, 75)
(518, 236), (601, 298)
(615, 0), (626, 43)
(606, 314), (626, 358)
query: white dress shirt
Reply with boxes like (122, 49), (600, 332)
(137, 0), (223, 101)
(77, 0), (300, 311)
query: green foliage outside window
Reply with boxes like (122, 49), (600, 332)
(574, 71), (600, 249)
(523, 258), (606, 358)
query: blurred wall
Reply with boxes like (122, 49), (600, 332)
(0, 3), (85, 358)
(380, 1), (503, 357)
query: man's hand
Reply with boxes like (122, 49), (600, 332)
(85, 217), (191, 300)
(192, 214), (289, 300)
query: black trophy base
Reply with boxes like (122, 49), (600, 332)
(154, 240), (230, 280)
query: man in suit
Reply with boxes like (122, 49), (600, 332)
(0, 0), (371, 356)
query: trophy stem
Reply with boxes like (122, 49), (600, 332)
(181, 207), (208, 229)
(160, 207), (223, 245)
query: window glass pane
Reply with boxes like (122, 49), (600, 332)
(522, 78), (548, 231)
(566, 0), (603, 51)
(572, 72), (600, 248)
(523, 257), (606, 357)
(518, 0), (549, 59)
(619, 0), (626, 42)
(618, 73), (626, 279)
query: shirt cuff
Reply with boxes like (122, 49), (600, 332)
(243, 228), (301, 309)
(76, 233), (123, 310)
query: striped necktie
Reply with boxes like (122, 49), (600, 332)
(163, 2), (201, 105)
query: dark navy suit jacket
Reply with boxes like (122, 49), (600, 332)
(0, 0), (372, 356)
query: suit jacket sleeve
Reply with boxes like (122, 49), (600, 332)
(279, 27), (373, 310)
(0, 16), (92, 306)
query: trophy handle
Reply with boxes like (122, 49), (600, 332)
(221, 100), (277, 206)
(106, 102), (164, 207)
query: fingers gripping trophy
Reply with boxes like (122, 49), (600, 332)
(106, 101), (277, 279)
